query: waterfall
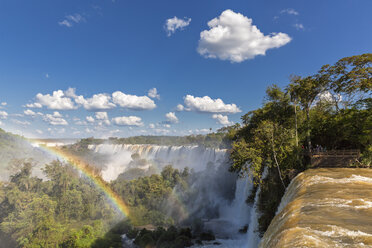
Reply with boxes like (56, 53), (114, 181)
(246, 167), (268, 248)
(87, 144), (228, 181)
(259, 168), (372, 248)
(89, 144), (268, 247)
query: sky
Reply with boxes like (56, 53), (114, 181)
(0, 0), (371, 138)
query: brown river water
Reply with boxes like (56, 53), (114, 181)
(260, 168), (372, 248)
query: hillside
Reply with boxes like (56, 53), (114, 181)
(0, 128), (52, 181)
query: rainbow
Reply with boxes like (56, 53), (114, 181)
(29, 140), (130, 219)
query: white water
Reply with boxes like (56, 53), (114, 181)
(88, 144), (265, 247)
(87, 144), (228, 181)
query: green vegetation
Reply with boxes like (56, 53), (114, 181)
(229, 53), (371, 235)
(0, 160), (120, 247)
(0, 157), (215, 247)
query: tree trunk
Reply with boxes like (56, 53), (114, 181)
(306, 105), (311, 152)
(271, 130), (286, 189)
(294, 100), (298, 147)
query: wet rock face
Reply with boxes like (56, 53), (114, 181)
(260, 168), (372, 248)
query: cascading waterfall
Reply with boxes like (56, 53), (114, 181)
(87, 144), (228, 181)
(89, 144), (267, 247)
(259, 168), (372, 248)
(246, 167), (268, 248)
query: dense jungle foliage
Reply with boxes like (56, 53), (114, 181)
(228, 53), (371, 235)
(0, 157), (225, 248)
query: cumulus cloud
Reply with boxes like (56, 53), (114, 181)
(24, 109), (36, 116)
(43, 114), (68, 126)
(165, 16), (191, 36)
(29, 90), (76, 110)
(0, 111), (8, 119)
(52, 111), (62, 118)
(149, 123), (155, 129)
(75, 93), (116, 111)
(148, 88), (160, 99)
(36, 129), (43, 134)
(281, 8), (299, 16)
(25, 102), (42, 108)
(59, 14), (85, 27)
(112, 116), (144, 126)
(24, 109), (43, 117)
(112, 91), (156, 110)
(95, 112), (108, 120)
(182, 95), (241, 114)
(165, 112), (179, 124)
(176, 104), (185, 111)
(1, 102), (6, 106)
(212, 114), (233, 126)
(197, 9), (291, 62)
(86, 116), (95, 123)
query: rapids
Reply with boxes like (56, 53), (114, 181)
(259, 168), (372, 248)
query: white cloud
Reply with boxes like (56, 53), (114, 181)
(149, 123), (155, 129)
(163, 124), (171, 128)
(86, 116), (95, 123)
(112, 116), (144, 126)
(148, 88), (160, 99)
(281, 8), (299, 16)
(65, 88), (78, 98)
(0, 121), (2, 125)
(294, 23), (304, 30)
(95, 112), (108, 120)
(0, 111), (8, 119)
(36, 129), (43, 134)
(24, 109), (43, 117)
(318, 91), (342, 104)
(182, 95), (241, 114)
(1, 102), (6, 106)
(43, 114), (68, 126)
(212, 114), (233, 126)
(24, 109), (36, 116)
(197, 9), (291, 62)
(165, 16), (191, 36)
(176, 104), (185, 111)
(52, 111), (62, 118)
(25, 102), (42, 108)
(30, 90), (76, 110)
(112, 91), (156, 110)
(165, 112), (179, 124)
(98, 120), (111, 126)
(12, 119), (31, 125)
(45, 73), (49, 78)
(59, 14), (85, 27)
(75, 94), (116, 110)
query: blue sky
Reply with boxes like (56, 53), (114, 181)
(0, 0), (371, 138)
